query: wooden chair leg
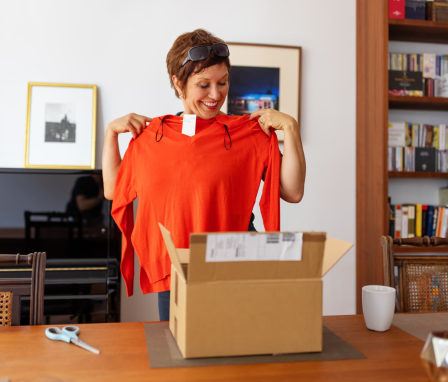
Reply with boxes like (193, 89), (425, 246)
(37, 252), (46, 325)
(29, 252), (37, 325)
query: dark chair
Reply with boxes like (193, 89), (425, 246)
(0, 252), (46, 325)
(24, 211), (83, 257)
(381, 236), (448, 312)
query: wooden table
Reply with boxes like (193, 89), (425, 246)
(0, 315), (430, 381)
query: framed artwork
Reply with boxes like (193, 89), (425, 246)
(223, 43), (302, 141)
(25, 82), (97, 169)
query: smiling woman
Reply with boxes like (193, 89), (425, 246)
(102, 29), (306, 322)
(166, 30), (230, 120)
(172, 63), (229, 119)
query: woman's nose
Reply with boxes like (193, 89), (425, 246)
(208, 85), (220, 99)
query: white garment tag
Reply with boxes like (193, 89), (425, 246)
(182, 114), (196, 136)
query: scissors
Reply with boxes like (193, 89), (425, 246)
(45, 325), (100, 354)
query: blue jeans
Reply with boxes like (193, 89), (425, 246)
(158, 291), (170, 321)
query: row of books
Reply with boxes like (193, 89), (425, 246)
(389, 53), (448, 97)
(425, 77), (448, 97)
(388, 146), (448, 172)
(389, 53), (448, 78)
(389, 204), (448, 238)
(389, 71), (448, 97)
(389, 0), (448, 23)
(388, 122), (448, 149)
(389, 77), (448, 97)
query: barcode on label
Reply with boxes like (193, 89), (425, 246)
(282, 233), (296, 242)
(266, 234), (280, 244)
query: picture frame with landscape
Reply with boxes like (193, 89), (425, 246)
(223, 42), (301, 141)
(25, 82), (97, 169)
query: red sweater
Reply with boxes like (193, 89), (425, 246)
(111, 114), (281, 296)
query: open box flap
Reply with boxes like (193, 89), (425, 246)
(187, 232), (326, 283)
(158, 223), (186, 281)
(322, 237), (353, 277)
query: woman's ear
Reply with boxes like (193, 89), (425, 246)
(172, 75), (183, 98)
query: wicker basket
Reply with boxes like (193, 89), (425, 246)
(0, 291), (12, 326)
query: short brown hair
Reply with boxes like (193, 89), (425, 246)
(166, 29), (231, 98)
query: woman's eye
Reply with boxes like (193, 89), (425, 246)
(219, 82), (228, 86)
(199, 83), (209, 89)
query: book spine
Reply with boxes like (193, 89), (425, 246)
(406, 122), (413, 147)
(436, 206), (444, 237)
(402, 206), (409, 239)
(422, 205), (428, 236)
(416, 203), (423, 237)
(389, 204), (395, 237)
(388, 147), (393, 171)
(432, 207), (439, 236)
(407, 204), (416, 238)
(442, 206), (448, 238)
(427, 205), (434, 237)
(389, 0), (405, 19)
(434, 125), (439, 150)
(440, 125), (446, 151)
(395, 205), (403, 238)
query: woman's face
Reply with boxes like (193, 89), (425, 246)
(178, 62), (229, 119)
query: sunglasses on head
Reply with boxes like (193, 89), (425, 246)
(181, 43), (230, 67)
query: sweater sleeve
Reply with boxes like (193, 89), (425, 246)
(111, 139), (137, 297)
(259, 130), (281, 231)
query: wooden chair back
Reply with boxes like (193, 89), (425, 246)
(0, 252), (46, 325)
(381, 236), (448, 312)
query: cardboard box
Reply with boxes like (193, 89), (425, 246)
(159, 223), (352, 359)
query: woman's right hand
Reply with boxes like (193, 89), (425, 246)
(103, 113), (152, 200)
(106, 113), (153, 138)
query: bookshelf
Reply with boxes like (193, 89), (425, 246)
(389, 18), (448, 43)
(357, 0), (448, 312)
(394, 246), (448, 253)
(389, 95), (448, 110)
(389, 171), (448, 178)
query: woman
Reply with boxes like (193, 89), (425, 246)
(103, 29), (306, 321)
(66, 174), (104, 226)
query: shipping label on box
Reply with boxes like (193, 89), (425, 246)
(205, 232), (303, 262)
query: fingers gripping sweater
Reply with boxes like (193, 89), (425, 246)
(111, 114), (281, 296)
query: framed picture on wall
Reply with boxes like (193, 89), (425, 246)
(25, 82), (97, 169)
(223, 43), (301, 141)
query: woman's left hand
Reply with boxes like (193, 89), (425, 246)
(250, 108), (306, 204)
(249, 109), (298, 136)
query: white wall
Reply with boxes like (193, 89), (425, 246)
(0, 0), (356, 319)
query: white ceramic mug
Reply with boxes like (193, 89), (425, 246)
(362, 285), (396, 332)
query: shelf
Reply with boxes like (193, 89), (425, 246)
(389, 95), (448, 110)
(389, 18), (448, 44)
(0, 168), (101, 175)
(394, 246), (448, 253)
(389, 172), (448, 178)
